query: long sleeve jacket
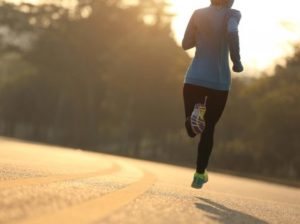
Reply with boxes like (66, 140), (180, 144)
(182, 4), (242, 90)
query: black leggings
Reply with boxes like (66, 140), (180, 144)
(183, 84), (228, 173)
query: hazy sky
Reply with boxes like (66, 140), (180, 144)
(169, 0), (300, 74)
(4, 0), (300, 74)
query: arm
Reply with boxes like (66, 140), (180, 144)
(227, 10), (243, 72)
(182, 11), (196, 50)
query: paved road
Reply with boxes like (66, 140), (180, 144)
(0, 137), (299, 224)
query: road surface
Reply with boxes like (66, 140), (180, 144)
(0, 137), (299, 224)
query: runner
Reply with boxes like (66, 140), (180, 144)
(182, 0), (243, 189)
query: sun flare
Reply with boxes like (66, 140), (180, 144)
(4, 0), (300, 73)
(168, 0), (300, 73)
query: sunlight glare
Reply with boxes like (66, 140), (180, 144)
(168, 0), (300, 73)
(4, 0), (300, 73)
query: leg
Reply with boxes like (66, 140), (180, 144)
(196, 124), (215, 173)
(196, 90), (228, 173)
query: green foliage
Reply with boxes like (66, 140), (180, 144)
(213, 51), (300, 179)
(0, 1), (189, 151)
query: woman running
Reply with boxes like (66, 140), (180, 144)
(182, 0), (243, 189)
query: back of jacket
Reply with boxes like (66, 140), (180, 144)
(183, 5), (241, 91)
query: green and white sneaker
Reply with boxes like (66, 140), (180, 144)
(191, 171), (208, 189)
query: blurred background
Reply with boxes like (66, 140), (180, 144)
(0, 0), (299, 183)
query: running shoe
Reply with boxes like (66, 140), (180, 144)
(191, 171), (209, 189)
(190, 97), (207, 135)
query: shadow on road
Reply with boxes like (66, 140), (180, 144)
(195, 197), (269, 224)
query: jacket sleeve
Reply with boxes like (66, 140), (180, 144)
(227, 9), (241, 33)
(227, 10), (243, 71)
(182, 11), (197, 50)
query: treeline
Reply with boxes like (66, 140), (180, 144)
(213, 52), (300, 179)
(0, 1), (299, 181)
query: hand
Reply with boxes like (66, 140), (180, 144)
(233, 62), (244, 73)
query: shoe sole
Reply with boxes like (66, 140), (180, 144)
(191, 179), (208, 189)
(191, 184), (203, 189)
(191, 104), (206, 135)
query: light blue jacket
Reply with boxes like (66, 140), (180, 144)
(182, 1), (241, 90)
